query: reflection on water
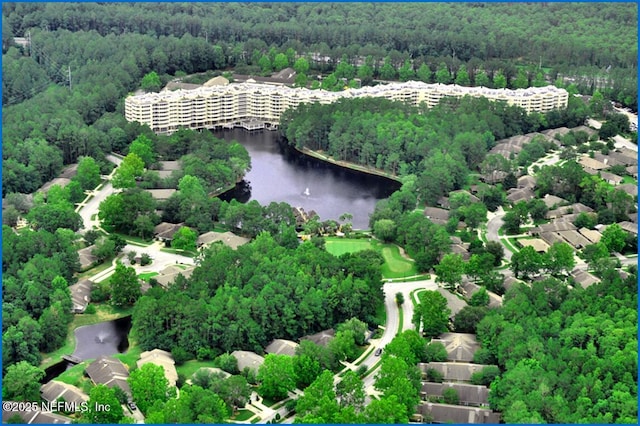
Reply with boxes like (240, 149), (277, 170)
(216, 129), (400, 229)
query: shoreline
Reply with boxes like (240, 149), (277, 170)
(293, 145), (402, 183)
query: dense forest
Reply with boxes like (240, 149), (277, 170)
(477, 269), (637, 423)
(280, 95), (588, 206)
(132, 232), (385, 354)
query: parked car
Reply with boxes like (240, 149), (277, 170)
(374, 348), (383, 356)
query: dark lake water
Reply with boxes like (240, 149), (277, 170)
(43, 316), (131, 383)
(216, 129), (400, 229)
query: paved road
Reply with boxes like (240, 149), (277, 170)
(485, 207), (513, 261)
(76, 154), (122, 234)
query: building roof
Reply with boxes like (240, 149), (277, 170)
(41, 381), (89, 405)
(231, 350), (265, 372)
(1, 405), (71, 424)
(449, 189), (480, 203)
(38, 178), (72, 196)
(598, 171), (624, 185)
(154, 222), (184, 240)
(538, 231), (565, 247)
(616, 184), (638, 197)
(578, 155), (608, 171)
(556, 230), (592, 249)
(159, 160), (182, 171)
(154, 265), (195, 288)
(203, 76), (230, 87)
(77, 245), (98, 270)
(542, 194), (568, 209)
(625, 165), (637, 177)
(571, 269), (601, 289)
(506, 187), (535, 203)
(419, 362), (496, 383)
(265, 339), (299, 356)
(533, 221), (577, 234)
(503, 276), (524, 292)
(424, 207), (450, 224)
(546, 203), (593, 219)
(301, 329), (335, 347)
(421, 382), (490, 406)
(617, 221), (638, 235)
(85, 356), (131, 395)
(518, 238), (550, 253)
(69, 279), (93, 313)
(578, 227), (601, 244)
(436, 288), (468, 317)
(430, 333), (480, 363)
(197, 231), (250, 250)
(418, 402), (501, 424)
(517, 175), (537, 189)
(145, 188), (177, 200)
(138, 349), (178, 387)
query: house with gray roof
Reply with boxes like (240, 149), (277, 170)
(77, 245), (98, 270)
(429, 333), (480, 363)
(506, 187), (535, 203)
(518, 238), (549, 253)
(138, 349), (178, 387)
(418, 401), (502, 424)
(41, 381), (88, 405)
(301, 329), (335, 347)
(617, 221), (638, 235)
(265, 339), (299, 356)
(436, 288), (468, 318)
(154, 222), (184, 242)
(421, 382), (490, 407)
(418, 362), (495, 383)
(145, 188), (177, 201)
(556, 229), (592, 249)
(424, 207), (450, 225)
(154, 264), (195, 288)
(69, 279), (93, 313)
(616, 184), (638, 197)
(517, 175), (536, 189)
(231, 350), (265, 372)
(85, 356), (131, 395)
(2, 406), (71, 424)
(599, 171), (624, 186)
(197, 231), (250, 250)
(571, 269), (601, 289)
(542, 194), (568, 209)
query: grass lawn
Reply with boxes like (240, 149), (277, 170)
(373, 303), (386, 327)
(260, 396), (282, 407)
(161, 247), (197, 257)
(40, 304), (133, 369)
(325, 238), (372, 256)
(379, 244), (417, 279)
(176, 360), (219, 379)
(56, 362), (92, 388)
(114, 344), (144, 370)
(76, 260), (115, 280)
(621, 175), (637, 185)
(138, 271), (159, 281)
(232, 409), (255, 421)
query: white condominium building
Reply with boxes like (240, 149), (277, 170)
(124, 81), (569, 135)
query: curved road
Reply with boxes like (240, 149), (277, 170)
(485, 207), (514, 261)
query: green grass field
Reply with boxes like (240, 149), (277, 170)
(175, 360), (219, 379)
(324, 237), (418, 279)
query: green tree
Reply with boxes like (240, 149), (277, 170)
(373, 218), (396, 242)
(543, 242), (576, 276)
(336, 370), (365, 411)
(510, 246), (543, 279)
(128, 363), (173, 414)
(257, 354), (296, 401)
(112, 153), (144, 189)
(321, 73), (339, 91)
(141, 71), (162, 92)
(442, 387), (460, 404)
(413, 290), (450, 338)
(328, 330), (359, 362)
(83, 385), (125, 423)
(435, 253), (465, 291)
(600, 223), (627, 253)
(293, 57), (310, 75)
(171, 226), (197, 251)
(469, 287), (490, 307)
(214, 353), (239, 375)
(379, 57), (397, 81)
(435, 62), (451, 84)
(395, 292), (404, 306)
(337, 317), (368, 346)
(1, 361), (45, 401)
(76, 156), (102, 191)
(474, 68), (490, 87)
(364, 395), (408, 424)
(424, 342), (448, 362)
(455, 65), (470, 86)
(258, 54), (272, 74)
(493, 70), (507, 88)
(110, 261), (141, 307)
(128, 134), (156, 167)
(273, 53), (289, 71)
(513, 68), (529, 89)
(398, 60), (415, 82)
(416, 63), (432, 83)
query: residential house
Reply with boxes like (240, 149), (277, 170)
(542, 194), (567, 209)
(154, 264), (195, 288)
(2, 406), (71, 424)
(145, 188), (177, 201)
(615, 184), (637, 197)
(459, 282), (502, 308)
(41, 381), (88, 405)
(69, 279), (93, 313)
(517, 175), (536, 189)
(77, 245), (98, 270)
(85, 356), (131, 395)
(571, 269), (601, 289)
(424, 207), (450, 226)
(137, 349), (178, 387)
(518, 238), (549, 253)
(231, 350), (265, 373)
(506, 187), (535, 203)
(599, 171), (624, 186)
(154, 222), (184, 243)
(617, 221), (638, 235)
(418, 402), (501, 424)
(265, 339), (299, 356)
(197, 231), (250, 250)
(578, 155), (608, 173)
(301, 329), (335, 347)
(429, 333), (480, 363)
(418, 362), (496, 383)
(436, 288), (468, 318)
(556, 230), (592, 250)
(421, 382), (490, 407)
(578, 228), (601, 244)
